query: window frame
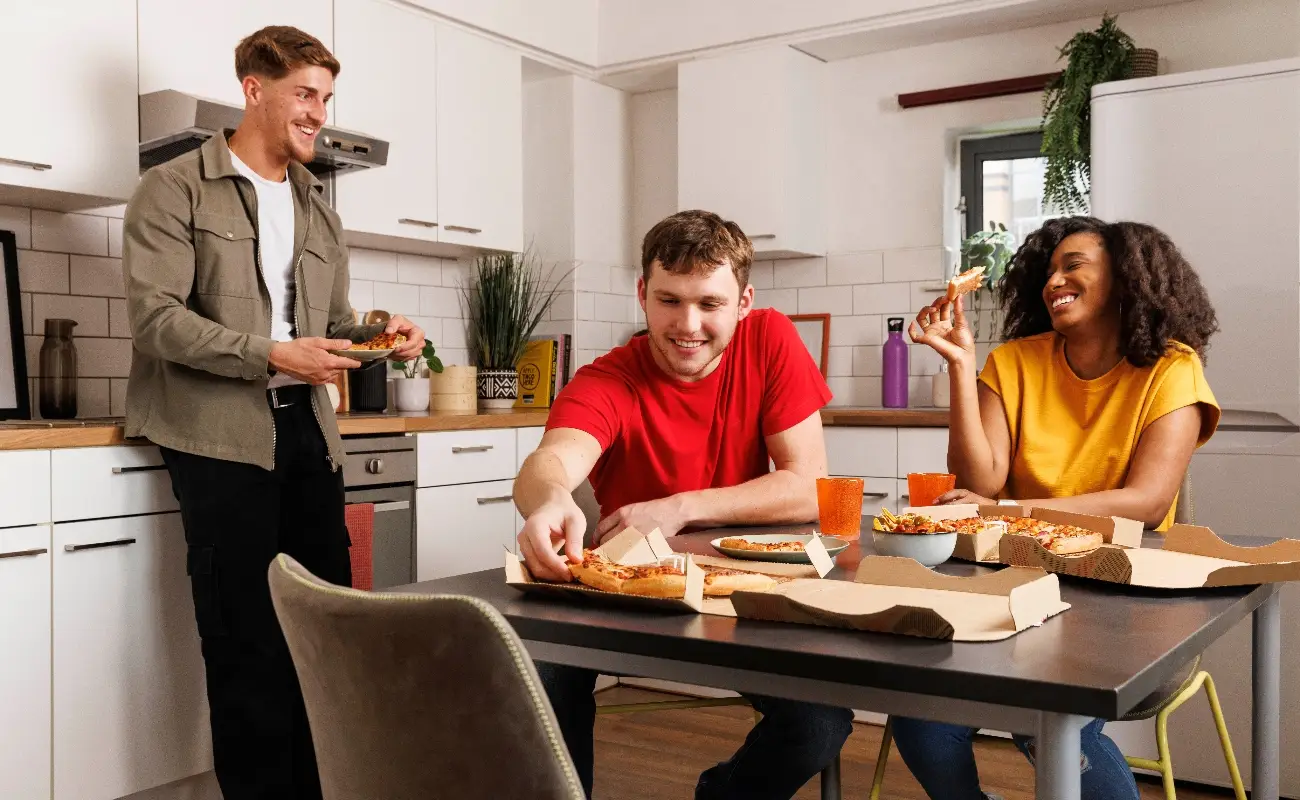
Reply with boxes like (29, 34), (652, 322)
(958, 131), (1045, 240)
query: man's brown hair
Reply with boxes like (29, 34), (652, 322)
(235, 26), (340, 81)
(641, 210), (754, 290)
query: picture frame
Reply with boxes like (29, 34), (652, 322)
(789, 313), (830, 378)
(0, 229), (31, 419)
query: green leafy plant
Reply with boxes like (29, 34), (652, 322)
(957, 222), (1015, 341)
(1040, 12), (1136, 212)
(392, 338), (444, 378)
(461, 248), (567, 371)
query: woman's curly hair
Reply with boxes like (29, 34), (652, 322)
(998, 216), (1219, 367)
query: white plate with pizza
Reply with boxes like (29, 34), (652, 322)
(711, 533), (850, 564)
(329, 331), (407, 362)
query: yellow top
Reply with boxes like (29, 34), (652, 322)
(978, 332), (1220, 531)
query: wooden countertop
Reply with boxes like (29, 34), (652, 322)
(0, 406), (947, 451)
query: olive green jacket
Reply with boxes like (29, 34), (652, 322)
(122, 132), (382, 470)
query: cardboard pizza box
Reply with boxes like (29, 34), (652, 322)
(902, 503), (1144, 563)
(505, 526), (705, 612)
(727, 555), (1070, 642)
(1000, 524), (1300, 589)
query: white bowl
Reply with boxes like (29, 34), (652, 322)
(871, 530), (957, 567)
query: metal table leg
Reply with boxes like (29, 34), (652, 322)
(820, 752), (841, 800)
(1253, 588), (1282, 800)
(1037, 712), (1087, 800)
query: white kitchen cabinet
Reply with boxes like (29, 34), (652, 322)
(417, 428), (517, 487)
(897, 427), (949, 479)
(0, 526), (52, 800)
(825, 427), (897, 479)
(678, 46), (824, 259)
(52, 445), (178, 522)
(859, 476), (899, 517)
(0, 449), (51, 527)
(0, 0), (138, 208)
(416, 480), (516, 580)
(435, 24), (524, 253)
(333, 0), (440, 244)
(137, 0), (332, 107)
(53, 513), (211, 800)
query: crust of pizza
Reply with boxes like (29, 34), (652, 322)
(568, 551), (687, 597)
(620, 569), (688, 598)
(719, 537), (805, 552)
(701, 566), (778, 597)
(568, 552), (634, 593)
(1043, 530), (1105, 555)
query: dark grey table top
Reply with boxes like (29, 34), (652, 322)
(401, 526), (1280, 720)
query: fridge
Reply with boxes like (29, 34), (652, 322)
(1089, 57), (1300, 797)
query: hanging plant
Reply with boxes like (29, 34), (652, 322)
(1040, 12), (1136, 213)
(957, 222), (1014, 341)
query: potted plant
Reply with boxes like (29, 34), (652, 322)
(956, 222), (1014, 341)
(1040, 12), (1153, 213)
(390, 338), (444, 412)
(461, 249), (566, 409)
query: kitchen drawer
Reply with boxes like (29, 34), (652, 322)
(0, 450), (51, 527)
(824, 427), (897, 478)
(416, 480), (515, 580)
(897, 427), (949, 477)
(857, 476), (900, 518)
(52, 446), (178, 522)
(417, 429), (517, 487)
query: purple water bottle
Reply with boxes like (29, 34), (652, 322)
(882, 317), (909, 408)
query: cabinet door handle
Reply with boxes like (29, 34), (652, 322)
(899, 494), (909, 501)
(398, 218), (439, 228)
(444, 225), (482, 234)
(371, 500), (411, 513)
(0, 156), (52, 171)
(476, 495), (512, 505)
(112, 465), (166, 474)
(748, 233), (776, 240)
(64, 538), (137, 552)
(862, 491), (890, 499)
(451, 445), (493, 454)
(0, 547), (48, 559)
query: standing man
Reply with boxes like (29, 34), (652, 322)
(122, 26), (424, 799)
(514, 209), (854, 799)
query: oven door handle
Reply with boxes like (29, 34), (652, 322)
(349, 500), (411, 513)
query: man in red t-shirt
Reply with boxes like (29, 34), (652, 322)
(514, 210), (852, 800)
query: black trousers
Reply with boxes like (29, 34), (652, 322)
(160, 385), (352, 800)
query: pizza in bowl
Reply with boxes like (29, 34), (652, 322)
(872, 508), (957, 535)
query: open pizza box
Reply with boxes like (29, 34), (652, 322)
(902, 503), (1144, 564)
(505, 526), (706, 612)
(1000, 524), (1300, 589)
(726, 555), (1071, 641)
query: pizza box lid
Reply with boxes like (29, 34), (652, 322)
(727, 555), (1070, 641)
(504, 526), (706, 612)
(899, 504), (1144, 564)
(999, 524), (1300, 588)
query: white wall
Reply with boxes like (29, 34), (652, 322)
(630, 89), (677, 261)
(409, 0), (598, 65)
(573, 79), (633, 268)
(522, 76), (576, 263)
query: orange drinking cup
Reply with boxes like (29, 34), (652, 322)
(907, 472), (956, 508)
(816, 477), (864, 540)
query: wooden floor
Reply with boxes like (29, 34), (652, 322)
(591, 687), (1238, 800)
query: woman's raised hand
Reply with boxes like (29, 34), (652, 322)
(908, 295), (976, 367)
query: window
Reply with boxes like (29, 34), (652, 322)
(959, 132), (1083, 247)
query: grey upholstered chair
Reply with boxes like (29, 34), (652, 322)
(268, 554), (584, 800)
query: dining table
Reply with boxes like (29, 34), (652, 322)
(398, 522), (1284, 800)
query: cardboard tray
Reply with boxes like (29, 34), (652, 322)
(505, 527), (705, 612)
(999, 524), (1300, 589)
(902, 504), (1144, 563)
(727, 556), (1070, 641)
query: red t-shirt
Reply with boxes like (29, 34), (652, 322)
(545, 308), (832, 522)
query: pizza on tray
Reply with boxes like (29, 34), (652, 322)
(567, 551), (687, 598)
(872, 508), (958, 534)
(717, 537), (806, 553)
(701, 565), (782, 597)
(950, 515), (1105, 556)
(349, 331), (407, 351)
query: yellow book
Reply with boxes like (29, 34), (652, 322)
(514, 338), (557, 408)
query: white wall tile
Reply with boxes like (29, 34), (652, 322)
(405, 316), (438, 341)
(440, 318), (469, 349)
(576, 320), (612, 350)
(826, 376), (883, 407)
(911, 280), (946, 311)
(76, 337), (132, 378)
(908, 375), (934, 408)
(753, 288), (798, 313)
(32, 211), (108, 256)
(21, 293), (31, 335)
(827, 346), (853, 377)
(110, 378), (128, 416)
(32, 294), (108, 337)
(372, 281), (420, 316)
(0, 205), (32, 248)
(609, 266), (638, 295)
(107, 218), (123, 258)
(70, 256), (125, 298)
(349, 280), (374, 313)
(827, 252), (883, 286)
(749, 261), (774, 290)
(418, 286), (462, 318)
(909, 343), (943, 377)
(828, 314), (881, 347)
(76, 378), (111, 418)
(772, 257), (826, 289)
(853, 282), (912, 315)
(24, 336), (39, 376)
(533, 319), (571, 339)
(347, 248), (398, 282)
(611, 323), (641, 347)
(883, 247), (948, 283)
(440, 259), (470, 288)
(550, 290), (577, 321)
(576, 292), (595, 321)
(853, 345), (882, 376)
(18, 250), (69, 294)
(396, 254), (441, 286)
(576, 262), (610, 293)
(798, 286), (853, 316)
(574, 349), (600, 372)
(594, 293), (630, 323)
(439, 347), (469, 366)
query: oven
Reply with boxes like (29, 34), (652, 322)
(342, 434), (416, 590)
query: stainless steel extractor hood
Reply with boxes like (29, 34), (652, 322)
(138, 89), (389, 176)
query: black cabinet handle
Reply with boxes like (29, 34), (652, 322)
(64, 538), (137, 552)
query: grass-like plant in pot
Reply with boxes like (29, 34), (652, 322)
(1040, 12), (1137, 213)
(462, 249), (566, 409)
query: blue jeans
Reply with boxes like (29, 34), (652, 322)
(534, 661), (853, 799)
(891, 717), (1140, 800)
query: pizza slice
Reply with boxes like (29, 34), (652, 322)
(949, 516), (1104, 555)
(700, 565), (779, 597)
(349, 331), (408, 351)
(567, 551), (687, 598)
(718, 537), (806, 552)
(946, 266), (986, 301)
(568, 551), (636, 593)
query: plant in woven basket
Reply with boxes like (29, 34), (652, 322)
(1040, 12), (1136, 213)
(461, 248), (567, 371)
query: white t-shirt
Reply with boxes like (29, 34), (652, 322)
(229, 150), (302, 388)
